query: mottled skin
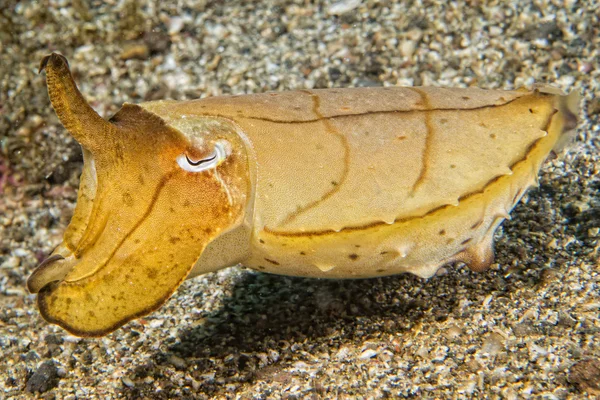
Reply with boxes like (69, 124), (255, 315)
(28, 53), (577, 337)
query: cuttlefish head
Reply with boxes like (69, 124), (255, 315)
(28, 53), (250, 336)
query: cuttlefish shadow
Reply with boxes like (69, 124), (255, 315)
(168, 265), (513, 360)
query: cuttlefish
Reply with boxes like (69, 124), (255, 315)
(28, 53), (578, 337)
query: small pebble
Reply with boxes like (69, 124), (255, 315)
(120, 43), (150, 60)
(358, 349), (378, 360)
(587, 98), (600, 117)
(400, 40), (417, 58)
(26, 361), (61, 393)
(445, 325), (463, 340)
(167, 16), (185, 35)
(569, 358), (600, 392)
(121, 376), (135, 388)
(327, 0), (362, 15)
(335, 346), (351, 360)
(148, 319), (164, 328)
(415, 346), (429, 358)
(481, 332), (505, 355)
(167, 354), (187, 369)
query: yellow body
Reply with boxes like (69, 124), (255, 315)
(145, 87), (575, 280)
(28, 54), (578, 336)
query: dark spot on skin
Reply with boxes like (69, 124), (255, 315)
(122, 192), (134, 207)
(88, 311), (95, 317)
(439, 118), (448, 124)
(471, 220), (483, 229)
(138, 174), (145, 185)
(446, 238), (454, 245)
(450, 164), (456, 169)
(529, 108), (534, 113)
(380, 251), (389, 255)
(439, 229), (446, 235)
(104, 272), (115, 283)
(183, 200), (191, 207)
(462, 96), (470, 100)
(461, 238), (473, 245)
(258, 266), (265, 270)
(66, 298), (72, 305)
(169, 236), (181, 244)
(134, 239), (140, 244)
(397, 135), (406, 140)
(490, 133), (497, 139)
(300, 251), (306, 255)
(169, 207), (175, 213)
(147, 268), (158, 280)
(259, 239), (265, 244)
(331, 181), (338, 186)
(479, 122), (488, 128)
(204, 228), (213, 235)
(265, 258), (280, 265)
(355, 244), (361, 248)
(349, 253), (359, 261)
(376, 269), (385, 273)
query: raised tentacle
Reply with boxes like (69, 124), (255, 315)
(40, 53), (114, 152)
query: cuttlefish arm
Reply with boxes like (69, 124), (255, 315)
(28, 54), (249, 336)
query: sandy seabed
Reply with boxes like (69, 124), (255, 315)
(1, 1), (599, 398)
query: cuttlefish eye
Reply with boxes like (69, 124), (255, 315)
(177, 140), (231, 172)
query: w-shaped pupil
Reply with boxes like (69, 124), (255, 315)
(186, 153), (217, 166)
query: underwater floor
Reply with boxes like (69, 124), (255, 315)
(1, 0), (599, 398)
